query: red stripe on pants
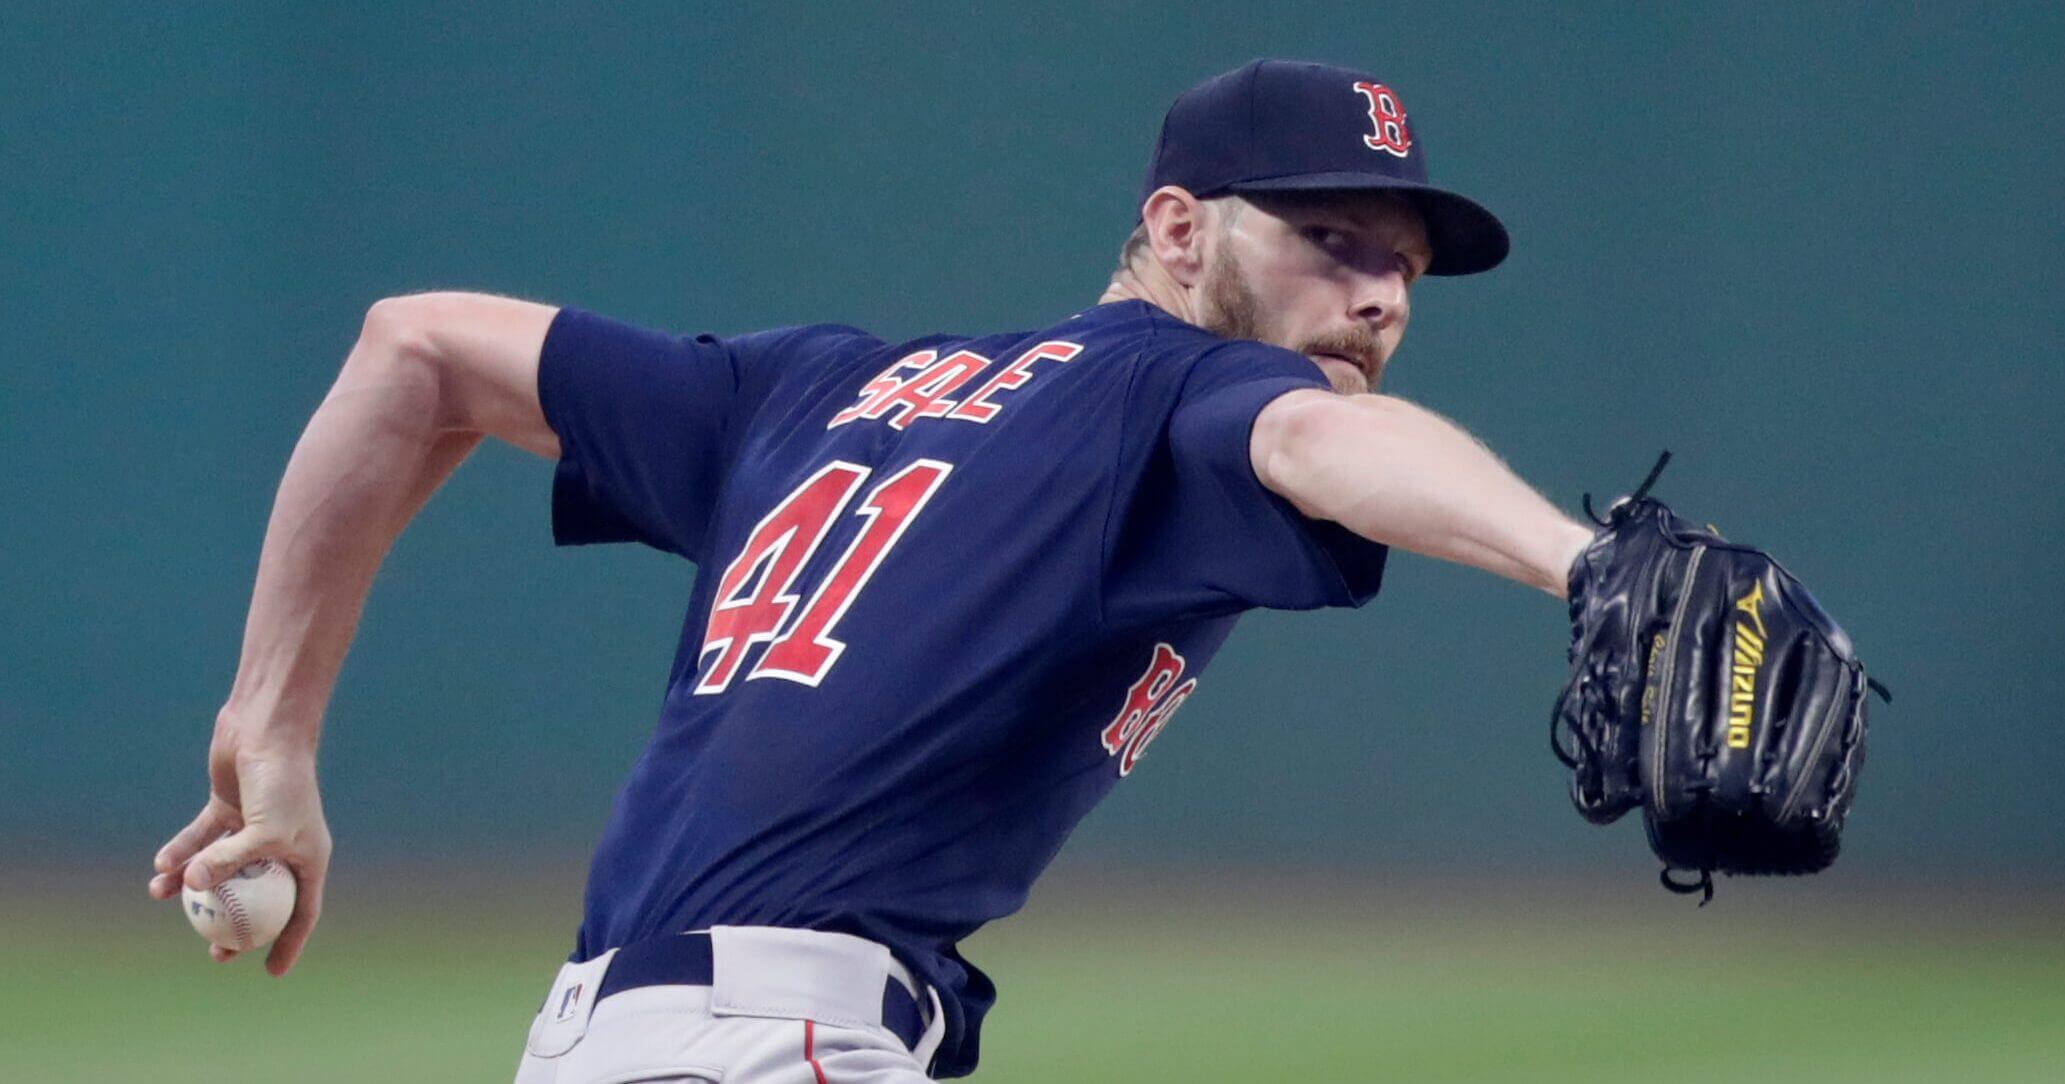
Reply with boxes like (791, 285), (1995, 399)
(804, 1019), (830, 1084)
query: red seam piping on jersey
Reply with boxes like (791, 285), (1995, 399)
(805, 1019), (829, 1084)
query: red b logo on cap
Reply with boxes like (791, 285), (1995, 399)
(1352, 82), (1412, 158)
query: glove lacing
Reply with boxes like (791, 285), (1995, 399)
(1552, 451), (1674, 808)
(1579, 450), (1672, 528)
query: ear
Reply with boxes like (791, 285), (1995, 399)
(1140, 186), (1211, 287)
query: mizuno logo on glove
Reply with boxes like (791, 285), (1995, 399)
(1728, 583), (1770, 750)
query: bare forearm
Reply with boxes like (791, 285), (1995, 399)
(1255, 391), (1592, 596)
(150, 296), (554, 966)
(220, 331), (481, 746)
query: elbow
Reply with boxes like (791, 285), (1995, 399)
(355, 293), (465, 372)
(338, 294), (462, 419)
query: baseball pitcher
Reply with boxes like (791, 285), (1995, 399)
(148, 59), (1873, 1082)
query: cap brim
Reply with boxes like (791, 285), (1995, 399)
(1225, 173), (1509, 276)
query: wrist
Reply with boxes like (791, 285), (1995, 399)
(1543, 520), (1596, 599)
(214, 695), (324, 760)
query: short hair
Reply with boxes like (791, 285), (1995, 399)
(1114, 196), (1241, 277)
(1116, 221), (1151, 275)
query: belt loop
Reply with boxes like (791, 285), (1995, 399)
(911, 985), (947, 1073)
(708, 926), (893, 1032)
(526, 949), (619, 1059)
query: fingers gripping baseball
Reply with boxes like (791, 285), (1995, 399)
(151, 747), (332, 974)
(149, 799), (240, 899)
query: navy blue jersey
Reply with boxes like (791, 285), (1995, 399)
(539, 300), (1388, 1077)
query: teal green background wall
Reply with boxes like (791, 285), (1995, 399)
(4, 4), (2060, 884)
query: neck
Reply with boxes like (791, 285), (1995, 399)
(1099, 261), (1198, 325)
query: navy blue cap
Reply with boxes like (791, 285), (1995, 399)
(1142, 59), (1509, 276)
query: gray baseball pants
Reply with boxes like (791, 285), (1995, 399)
(512, 926), (945, 1084)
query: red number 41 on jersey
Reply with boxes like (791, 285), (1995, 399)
(694, 459), (952, 695)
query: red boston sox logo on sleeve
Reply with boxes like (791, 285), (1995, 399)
(1100, 642), (1199, 777)
(1352, 82), (1413, 158)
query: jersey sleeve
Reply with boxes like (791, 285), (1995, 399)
(1103, 339), (1391, 627)
(538, 308), (872, 561)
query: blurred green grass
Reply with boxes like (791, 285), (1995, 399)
(7, 868), (2061, 1082)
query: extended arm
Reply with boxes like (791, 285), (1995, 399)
(1250, 389), (1592, 597)
(147, 292), (559, 974)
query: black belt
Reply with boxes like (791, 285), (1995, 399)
(595, 931), (927, 1052)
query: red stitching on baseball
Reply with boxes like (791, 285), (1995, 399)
(215, 882), (254, 948)
(212, 860), (275, 949)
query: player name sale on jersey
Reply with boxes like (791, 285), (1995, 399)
(540, 300), (1389, 1078)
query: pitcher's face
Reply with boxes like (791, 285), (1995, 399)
(1196, 192), (1430, 394)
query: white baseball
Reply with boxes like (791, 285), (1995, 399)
(180, 859), (296, 952)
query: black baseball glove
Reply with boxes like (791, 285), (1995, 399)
(1551, 455), (1884, 901)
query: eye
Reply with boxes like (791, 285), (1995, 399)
(1300, 225), (1349, 250)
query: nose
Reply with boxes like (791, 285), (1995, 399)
(1350, 263), (1408, 333)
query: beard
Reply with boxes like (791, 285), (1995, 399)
(1195, 245), (1383, 394)
(1197, 242), (1268, 344)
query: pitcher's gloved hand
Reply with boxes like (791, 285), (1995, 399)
(1551, 455), (1883, 901)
